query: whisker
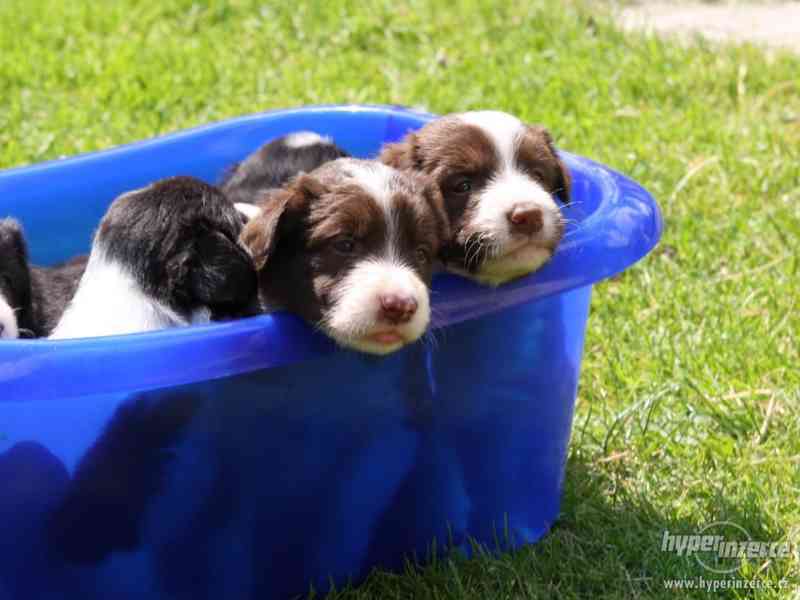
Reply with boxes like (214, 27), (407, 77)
(560, 225), (588, 240)
(463, 235), (482, 269)
(423, 328), (440, 352)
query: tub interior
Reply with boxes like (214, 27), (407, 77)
(3, 107), (598, 268)
(0, 106), (660, 399)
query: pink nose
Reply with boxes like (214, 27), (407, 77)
(379, 294), (418, 324)
(507, 205), (544, 236)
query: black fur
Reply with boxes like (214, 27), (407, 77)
(0, 218), (86, 338)
(97, 176), (259, 321)
(221, 132), (349, 205)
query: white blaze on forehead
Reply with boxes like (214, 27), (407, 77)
(339, 159), (402, 255)
(0, 292), (20, 339)
(342, 160), (397, 212)
(456, 110), (526, 169)
(472, 169), (560, 243)
(283, 131), (333, 149)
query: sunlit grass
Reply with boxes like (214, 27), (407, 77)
(1, 1), (798, 597)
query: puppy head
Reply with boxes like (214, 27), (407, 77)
(222, 131), (350, 204)
(0, 218), (33, 339)
(97, 177), (259, 322)
(241, 158), (447, 355)
(381, 111), (571, 285)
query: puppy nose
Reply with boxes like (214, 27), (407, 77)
(507, 205), (543, 236)
(379, 294), (418, 324)
(0, 323), (4, 336)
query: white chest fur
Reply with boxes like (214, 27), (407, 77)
(49, 249), (202, 340)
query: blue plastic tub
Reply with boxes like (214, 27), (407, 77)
(0, 105), (662, 599)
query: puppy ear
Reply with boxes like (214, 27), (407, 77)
(189, 231), (257, 317)
(421, 178), (451, 248)
(379, 133), (421, 170)
(529, 125), (571, 205)
(239, 174), (324, 270)
(165, 248), (193, 305)
(0, 217), (29, 261)
(552, 148), (572, 205)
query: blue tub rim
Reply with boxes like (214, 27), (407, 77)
(0, 104), (663, 401)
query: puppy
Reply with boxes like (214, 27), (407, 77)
(222, 131), (349, 214)
(380, 110), (571, 286)
(240, 158), (448, 355)
(0, 218), (86, 339)
(50, 177), (258, 339)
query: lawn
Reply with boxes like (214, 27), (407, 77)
(1, 0), (798, 598)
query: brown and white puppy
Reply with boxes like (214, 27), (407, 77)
(380, 110), (571, 286)
(240, 158), (448, 355)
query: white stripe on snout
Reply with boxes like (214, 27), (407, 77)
(283, 131), (332, 149)
(457, 111), (561, 256)
(472, 169), (560, 247)
(323, 259), (430, 352)
(0, 291), (20, 339)
(345, 161), (394, 212)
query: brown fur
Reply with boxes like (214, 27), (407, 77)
(516, 126), (571, 204)
(239, 160), (446, 330)
(380, 115), (571, 275)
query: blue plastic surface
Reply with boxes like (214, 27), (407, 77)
(0, 105), (662, 599)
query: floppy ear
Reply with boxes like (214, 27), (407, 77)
(530, 125), (571, 205)
(379, 132), (421, 170)
(552, 150), (572, 205)
(164, 248), (193, 305)
(189, 231), (257, 314)
(0, 217), (29, 261)
(239, 174), (324, 270)
(421, 178), (451, 249)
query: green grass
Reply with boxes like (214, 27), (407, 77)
(2, 0), (799, 597)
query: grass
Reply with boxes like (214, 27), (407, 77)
(1, 0), (799, 597)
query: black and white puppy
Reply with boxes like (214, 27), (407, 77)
(240, 158), (448, 355)
(0, 218), (86, 339)
(222, 131), (349, 213)
(380, 111), (571, 285)
(50, 177), (258, 339)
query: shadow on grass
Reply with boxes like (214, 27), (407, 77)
(325, 453), (795, 600)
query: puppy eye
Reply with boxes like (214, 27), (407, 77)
(453, 179), (472, 194)
(332, 237), (356, 254)
(415, 247), (430, 265)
